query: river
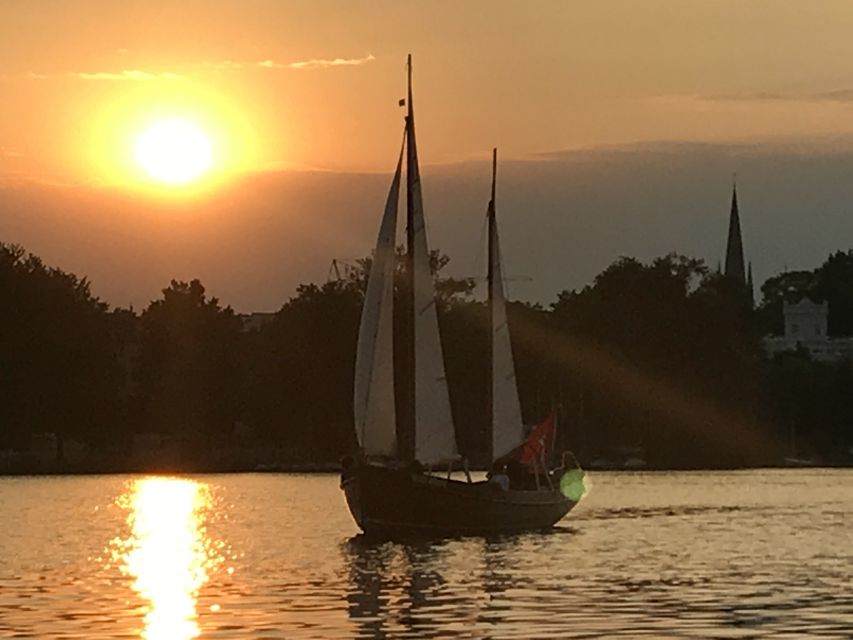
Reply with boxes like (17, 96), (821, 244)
(0, 470), (850, 638)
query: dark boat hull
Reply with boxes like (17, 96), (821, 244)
(341, 459), (576, 536)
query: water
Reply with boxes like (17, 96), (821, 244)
(0, 470), (851, 639)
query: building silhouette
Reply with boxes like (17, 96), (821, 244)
(722, 181), (756, 305)
(764, 298), (853, 362)
(724, 182), (746, 285)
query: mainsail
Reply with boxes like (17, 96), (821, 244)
(353, 132), (405, 457)
(405, 55), (458, 465)
(487, 149), (525, 461)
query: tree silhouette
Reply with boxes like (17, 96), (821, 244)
(1, 240), (851, 470)
(137, 279), (241, 445)
(0, 243), (120, 452)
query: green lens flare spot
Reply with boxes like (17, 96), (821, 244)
(560, 469), (589, 501)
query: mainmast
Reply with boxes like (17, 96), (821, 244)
(401, 53), (417, 462)
(400, 54), (459, 465)
(486, 148), (497, 463)
(487, 149), (497, 292)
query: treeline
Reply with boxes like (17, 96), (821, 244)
(1, 241), (852, 469)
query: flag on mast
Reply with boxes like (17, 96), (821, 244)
(520, 413), (555, 466)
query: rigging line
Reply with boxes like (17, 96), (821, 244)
(472, 211), (488, 301)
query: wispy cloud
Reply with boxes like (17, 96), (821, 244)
(25, 53), (375, 82)
(805, 89), (853, 103)
(670, 88), (853, 105)
(22, 69), (182, 81)
(208, 59), (244, 70)
(704, 91), (791, 102)
(210, 53), (376, 71)
(278, 53), (375, 69)
(0, 147), (23, 158)
(70, 70), (183, 81)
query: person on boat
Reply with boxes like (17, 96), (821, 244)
(506, 458), (539, 490)
(487, 462), (510, 491)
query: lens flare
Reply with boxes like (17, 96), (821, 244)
(560, 469), (590, 502)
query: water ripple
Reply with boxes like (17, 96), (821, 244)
(0, 471), (851, 638)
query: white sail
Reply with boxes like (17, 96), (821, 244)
(406, 58), (458, 465)
(488, 150), (525, 461)
(353, 136), (404, 457)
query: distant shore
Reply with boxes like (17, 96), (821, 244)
(1, 460), (850, 476)
(0, 460), (343, 476)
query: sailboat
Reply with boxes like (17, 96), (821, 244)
(340, 55), (582, 536)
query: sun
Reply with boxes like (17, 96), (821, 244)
(135, 118), (214, 185)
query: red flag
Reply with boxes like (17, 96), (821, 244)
(520, 413), (555, 465)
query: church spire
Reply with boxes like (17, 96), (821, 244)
(724, 180), (746, 284)
(747, 261), (754, 306)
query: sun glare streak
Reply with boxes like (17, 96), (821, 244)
(116, 478), (215, 640)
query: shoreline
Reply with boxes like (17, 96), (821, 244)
(1, 462), (851, 477)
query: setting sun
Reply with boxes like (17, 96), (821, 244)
(135, 119), (214, 185)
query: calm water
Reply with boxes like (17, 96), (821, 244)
(0, 470), (851, 639)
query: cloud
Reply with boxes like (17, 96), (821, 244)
(283, 53), (376, 69)
(671, 88), (853, 105)
(702, 91), (794, 103)
(208, 60), (244, 70)
(23, 69), (182, 81)
(6, 134), (853, 310)
(26, 53), (375, 82)
(212, 53), (376, 71)
(0, 147), (23, 158)
(70, 70), (183, 81)
(810, 89), (853, 103)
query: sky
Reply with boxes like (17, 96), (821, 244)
(3, 1), (853, 310)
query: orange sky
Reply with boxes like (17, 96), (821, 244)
(5, 1), (853, 186)
(4, 2), (853, 309)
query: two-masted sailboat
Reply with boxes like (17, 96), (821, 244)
(340, 56), (582, 536)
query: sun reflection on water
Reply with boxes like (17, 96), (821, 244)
(115, 478), (218, 640)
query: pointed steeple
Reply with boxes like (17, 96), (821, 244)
(747, 261), (755, 307)
(724, 180), (746, 284)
